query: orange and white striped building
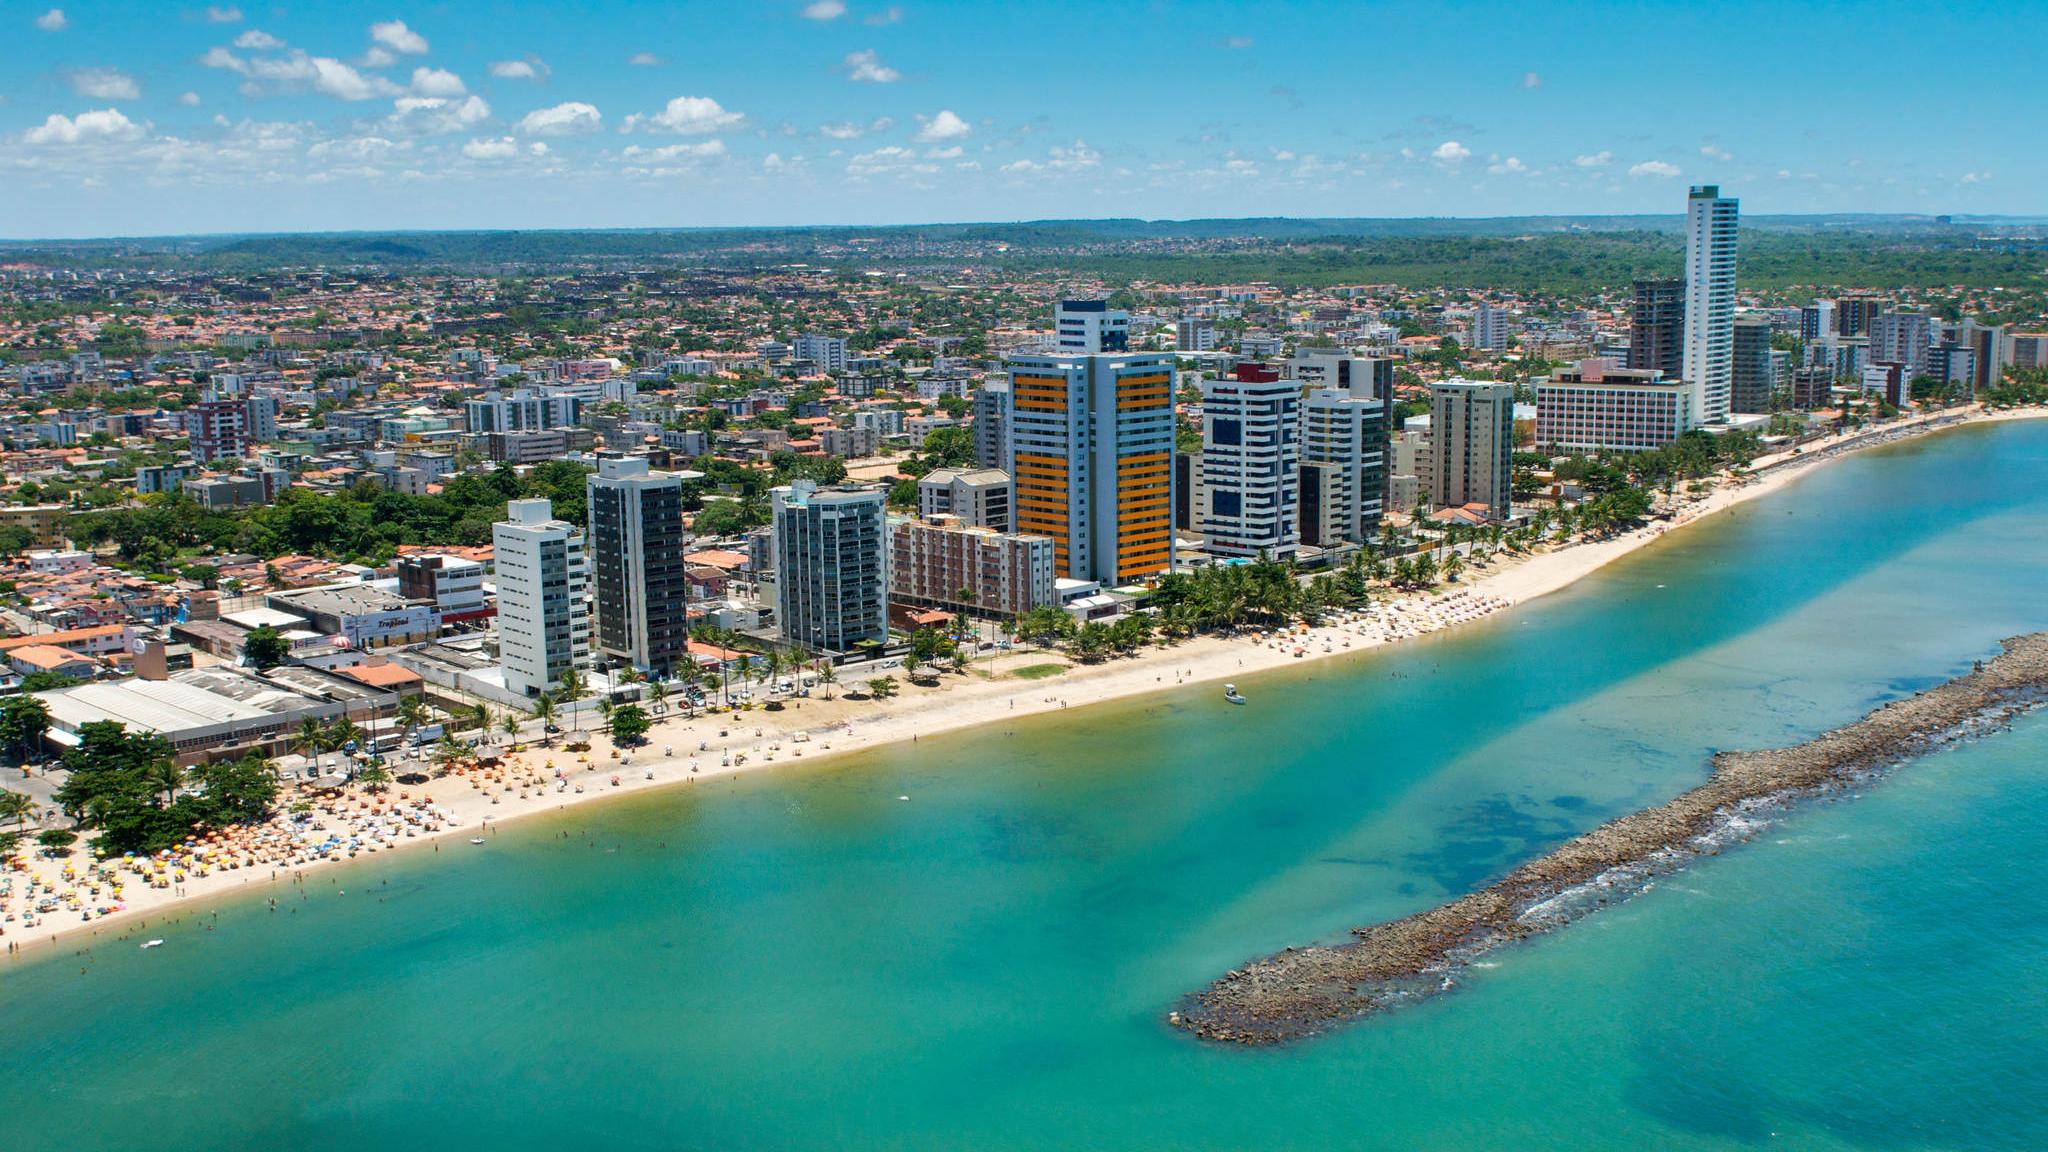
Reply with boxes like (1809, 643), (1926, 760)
(1003, 352), (1177, 586)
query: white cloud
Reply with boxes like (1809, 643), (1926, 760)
(1001, 139), (1101, 174)
(516, 101), (601, 135)
(628, 51), (664, 67)
(489, 57), (549, 81)
(358, 46), (396, 68)
(69, 68), (140, 100)
(233, 29), (284, 50)
(179, 91), (202, 106)
(865, 5), (903, 24)
(23, 108), (142, 145)
(1960, 171), (1990, 184)
(204, 47), (405, 101)
(462, 136), (519, 160)
(1574, 150), (1613, 168)
(802, 0), (846, 19)
(35, 9), (66, 32)
(1431, 140), (1471, 164)
(914, 109), (970, 143)
(843, 49), (900, 83)
(1520, 71), (1542, 89)
(1699, 143), (1732, 162)
(205, 5), (242, 22)
(625, 95), (742, 135)
(1487, 156), (1527, 174)
(848, 145), (936, 177)
(409, 67), (466, 97)
(1222, 35), (1254, 49)
(1629, 159), (1681, 178)
(370, 19), (429, 55)
(623, 140), (725, 159)
(819, 116), (892, 139)
(386, 94), (490, 134)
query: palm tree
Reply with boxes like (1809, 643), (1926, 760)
(732, 655), (752, 705)
(470, 703), (491, 741)
(430, 733), (470, 774)
(148, 759), (183, 807)
(396, 694), (430, 744)
(533, 693), (557, 746)
(293, 717), (327, 762)
(500, 712), (521, 745)
(761, 648), (784, 697)
(648, 678), (669, 717)
(814, 660), (837, 700)
(0, 789), (39, 833)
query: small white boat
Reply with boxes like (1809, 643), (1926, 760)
(469, 837), (487, 845)
(1224, 684), (1247, 705)
(140, 939), (163, 950)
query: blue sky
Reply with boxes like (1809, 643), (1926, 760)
(2, 1), (2034, 238)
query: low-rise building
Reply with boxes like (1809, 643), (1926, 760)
(888, 514), (1056, 619)
(266, 583), (437, 651)
(1534, 362), (1697, 453)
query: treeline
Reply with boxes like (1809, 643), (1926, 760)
(71, 461), (594, 569)
(53, 723), (278, 857)
(1012, 231), (2048, 293)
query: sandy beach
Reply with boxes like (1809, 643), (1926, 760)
(6, 404), (2040, 962)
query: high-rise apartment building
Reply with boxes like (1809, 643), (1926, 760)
(1472, 304), (1510, 352)
(793, 333), (850, 375)
(1835, 295), (1885, 339)
(186, 391), (256, 462)
(1004, 351), (1176, 585)
(1054, 299), (1130, 353)
(917, 467), (1011, 532)
(464, 389), (580, 435)
(585, 456), (691, 675)
(1799, 300), (1836, 343)
(1199, 363), (1300, 558)
(1177, 318), (1217, 352)
(492, 497), (589, 698)
(1682, 185), (1739, 424)
(971, 379), (1012, 474)
(772, 481), (888, 653)
(1732, 314), (1777, 414)
(1298, 356), (1393, 544)
(1958, 320), (2007, 393)
(1430, 380), (1515, 520)
(1629, 278), (1685, 381)
(1869, 311), (1933, 377)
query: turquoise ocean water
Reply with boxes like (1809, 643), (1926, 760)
(4, 421), (2046, 1150)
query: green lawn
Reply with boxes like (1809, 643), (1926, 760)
(1007, 663), (1068, 681)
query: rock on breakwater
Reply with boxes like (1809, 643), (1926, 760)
(1174, 632), (2048, 1046)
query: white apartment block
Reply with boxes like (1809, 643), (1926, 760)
(1200, 365), (1299, 558)
(492, 498), (589, 698)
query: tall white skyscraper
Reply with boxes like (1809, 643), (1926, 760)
(1472, 304), (1510, 352)
(1682, 184), (1739, 425)
(1298, 356), (1393, 544)
(493, 497), (589, 699)
(1199, 363), (1299, 558)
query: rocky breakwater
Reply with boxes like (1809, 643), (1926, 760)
(1174, 632), (2048, 1046)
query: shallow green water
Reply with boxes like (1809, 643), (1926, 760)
(6, 422), (2047, 1151)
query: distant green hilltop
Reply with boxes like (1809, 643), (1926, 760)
(4, 214), (2046, 292)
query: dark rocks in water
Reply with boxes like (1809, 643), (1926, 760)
(1174, 632), (2048, 1047)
